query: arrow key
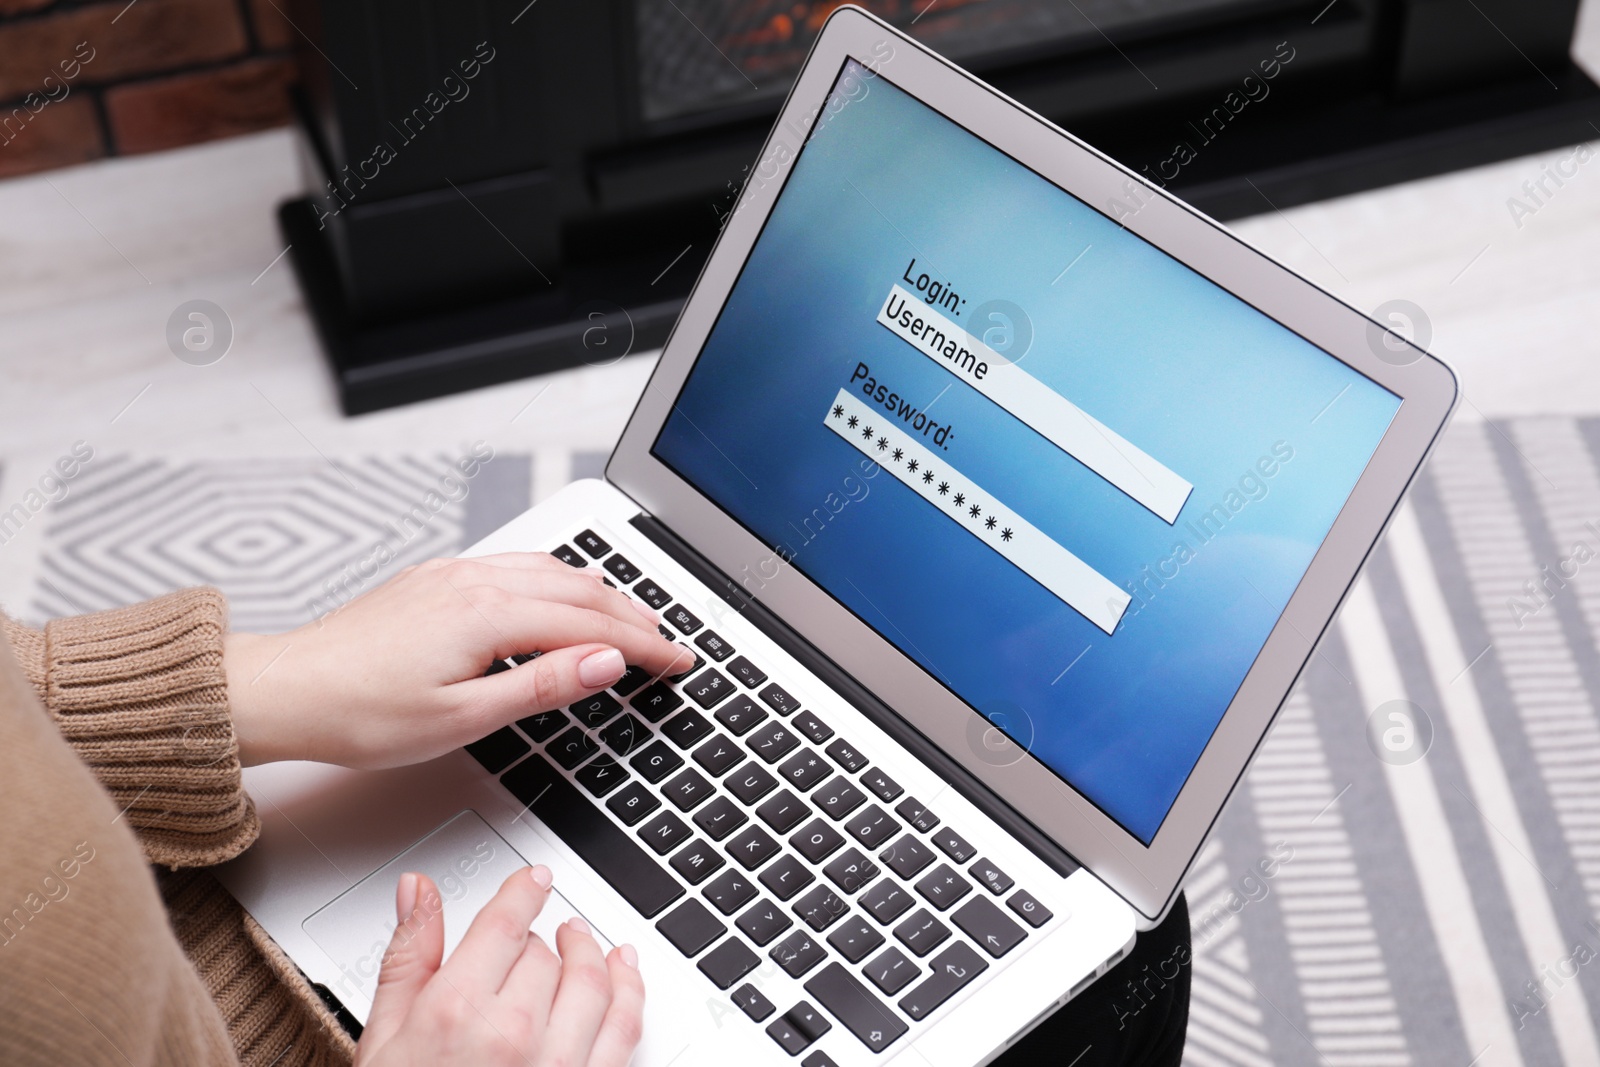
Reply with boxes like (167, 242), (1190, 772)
(951, 896), (1027, 958)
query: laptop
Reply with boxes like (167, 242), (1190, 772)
(216, 7), (1458, 1065)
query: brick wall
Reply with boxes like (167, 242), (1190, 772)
(0, 0), (297, 179)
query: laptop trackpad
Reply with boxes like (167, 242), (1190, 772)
(303, 809), (612, 1014)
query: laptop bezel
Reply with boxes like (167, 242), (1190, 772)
(607, 4), (1457, 921)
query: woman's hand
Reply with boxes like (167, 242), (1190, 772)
(355, 866), (644, 1067)
(224, 553), (693, 768)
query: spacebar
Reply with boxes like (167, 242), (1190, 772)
(500, 753), (684, 919)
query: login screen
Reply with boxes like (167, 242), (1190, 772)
(652, 59), (1400, 843)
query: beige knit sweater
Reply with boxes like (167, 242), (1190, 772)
(0, 588), (357, 1066)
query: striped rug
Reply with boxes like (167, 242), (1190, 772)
(7, 421), (1598, 1067)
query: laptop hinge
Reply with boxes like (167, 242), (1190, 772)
(629, 513), (1082, 879)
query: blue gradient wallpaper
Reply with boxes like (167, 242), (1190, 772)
(653, 60), (1400, 843)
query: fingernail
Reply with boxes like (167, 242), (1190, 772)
(631, 599), (661, 626)
(530, 864), (553, 889)
(578, 647), (625, 688)
(567, 916), (590, 934)
(620, 943), (639, 969)
(396, 872), (418, 920)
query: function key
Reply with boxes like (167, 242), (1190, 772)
(803, 961), (908, 1053)
(517, 709), (568, 743)
(863, 945), (919, 996)
(843, 804), (900, 849)
(932, 827), (977, 863)
(727, 656), (769, 689)
(551, 544), (587, 568)
(951, 896), (1027, 958)
(1006, 889), (1054, 928)
(747, 720), (799, 764)
(969, 858), (1014, 895)
(662, 708), (715, 748)
(633, 578), (672, 610)
(630, 681), (684, 723)
(606, 781), (660, 826)
(892, 908), (951, 957)
(574, 754), (628, 797)
(574, 529), (610, 558)
(612, 665), (652, 696)
(758, 682), (799, 715)
(603, 554), (641, 583)
(766, 999), (830, 1052)
(914, 864), (973, 911)
(813, 776), (867, 820)
(664, 603), (703, 635)
(569, 691), (622, 728)
(770, 932), (829, 979)
(715, 695), (768, 736)
(598, 712), (649, 756)
(755, 789), (810, 834)
(683, 668), (734, 709)
(825, 737), (868, 773)
(726, 762), (779, 805)
(792, 709), (833, 744)
(861, 878), (914, 925)
(464, 727), (529, 774)
(655, 899), (725, 957)
(695, 630), (736, 661)
(548, 727), (598, 770)
(895, 797), (940, 833)
(899, 941), (988, 1021)
(732, 982), (776, 1022)
(861, 767), (903, 802)
(778, 748), (833, 792)
(698, 937), (759, 990)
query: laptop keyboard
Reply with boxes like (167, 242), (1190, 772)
(462, 528), (1055, 1059)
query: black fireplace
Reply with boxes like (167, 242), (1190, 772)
(280, 0), (1598, 414)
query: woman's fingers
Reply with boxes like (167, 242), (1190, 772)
(585, 945), (647, 1067)
(538, 919), (617, 1067)
(457, 564), (662, 632)
(495, 925), (565, 1035)
(460, 598), (693, 680)
(437, 867), (550, 998)
(362, 872), (447, 1055)
(455, 643), (630, 728)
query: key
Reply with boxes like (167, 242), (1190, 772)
(792, 709), (833, 744)
(612, 665), (652, 696)
(844, 804), (900, 848)
(770, 931), (828, 978)
(665, 603), (703, 635)
(638, 810), (692, 855)
(747, 720), (799, 764)
(570, 691), (622, 728)
(733, 982), (776, 1021)
(864, 945), (919, 996)
(879, 834), (935, 879)
(598, 712), (648, 755)
(552, 544), (586, 568)
(825, 737), (868, 773)
(693, 734), (744, 777)
(1007, 889), (1054, 928)
(606, 781), (659, 826)
(516, 710), (567, 744)
(500, 754), (682, 918)
(791, 818), (845, 863)
(703, 869), (758, 915)
(756, 789), (810, 834)
(893, 908), (951, 957)
(895, 797), (940, 833)
(465, 728), (529, 774)
(915, 864), (973, 911)
(861, 767), (903, 802)
(932, 827), (976, 863)
(726, 824), (781, 869)
(969, 858), (1014, 895)
(662, 708), (715, 748)
(861, 878), (914, 924)
(574, 754), (628, 797)
(813, 776), (867, 820)
(483, 659), (511, 676)
(573, 528), (610, 558)
(715, 695), (768, 736)
(510, 653), (540, 665)
(825, 914), (884, 963)
(633, 578), (672, 610)
(548, 727), (597, 770)
(803, 1053), (841, 1067)
(684, 668), (734, 709)
(663, 768), (715, 811)
(793, 884), (849, 932)
(670, 838), (727, 885)
(759, 853), (815, 901)
(735, 898), (793, 945)
(767, 1000), (829, 1054)
(899, 942), (989, 1021)
(630, 682), (684, 723)
(693, 795), (747, 840)
(778, 748), (833, 791)
(952, 896), (1027, 958)
(823, 847), (879, 894)
(695, 629), (735, 661)
(698, 937), (759, 989)
(758, 682), (800, 715)
(804, 962), (908, 1053)
(603, 554), (641, 583)
(628, 740), (683, 783)
(726, 656), (768, 689)
(726, 762), (779, 805)
(668, 648), (703, 682)
(656, 899), (724, 957)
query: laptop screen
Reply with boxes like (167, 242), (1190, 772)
(650, 58), (1400, 845)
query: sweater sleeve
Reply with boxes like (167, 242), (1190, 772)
(0, 588), (258, 869)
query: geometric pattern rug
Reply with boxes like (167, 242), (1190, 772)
(7, 420), (1600, 1067)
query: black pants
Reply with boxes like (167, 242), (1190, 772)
(993, 894), (1190, 1067)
